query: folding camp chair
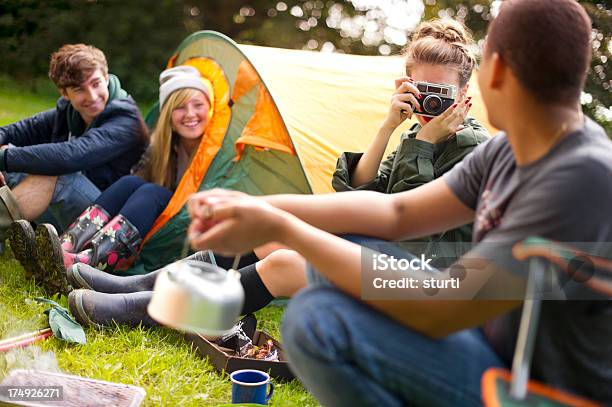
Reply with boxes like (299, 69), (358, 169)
(482, 237), (611, 407)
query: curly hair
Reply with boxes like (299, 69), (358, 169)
(48, 44), (108, 88)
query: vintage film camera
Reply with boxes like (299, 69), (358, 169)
(412, 81), (457, 117)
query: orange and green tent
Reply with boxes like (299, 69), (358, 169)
(127, 30), (493, 275)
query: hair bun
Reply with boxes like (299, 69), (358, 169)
(403, 18), (476, 87)
(413, 19), (471, 45)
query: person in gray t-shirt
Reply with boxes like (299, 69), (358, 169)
(444, 117), (612, 401)
(184, 1), (611, 405)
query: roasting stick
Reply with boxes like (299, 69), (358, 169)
(0, 329), (53, 352)
(0, 328), (52, 347)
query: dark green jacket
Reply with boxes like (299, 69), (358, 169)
(332, 117), (489, 265)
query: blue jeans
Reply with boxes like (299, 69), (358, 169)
(6, 172), (101, 232)
(282, 235), (506, 407)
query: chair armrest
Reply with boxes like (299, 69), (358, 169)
(513, 237), (612, 296)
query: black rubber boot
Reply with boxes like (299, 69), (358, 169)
(33, 223), (71, 295)
(66, 263), (159, 293)
(9, 220), (42, 280)
(68, 289), (157, 329)
(66, 251), (214, 293)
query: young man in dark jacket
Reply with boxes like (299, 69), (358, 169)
(0, 44), (147, 235)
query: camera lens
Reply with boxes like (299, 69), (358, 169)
(423, 95), (443, 115)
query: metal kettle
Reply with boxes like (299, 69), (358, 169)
(148, 260), (245, 337)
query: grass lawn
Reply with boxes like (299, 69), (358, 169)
(0, 77), (319, 406)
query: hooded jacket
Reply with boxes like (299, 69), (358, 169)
(0, 74), (146, 190)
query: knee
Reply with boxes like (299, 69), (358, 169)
(134, 183), (172, 205)
(116, 175), (145, 190)
(260, 249), (305, 272)
(282, 287), (352, 361)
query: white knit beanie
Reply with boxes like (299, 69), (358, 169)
(158, 66), (211, 110)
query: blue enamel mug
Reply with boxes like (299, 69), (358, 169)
(230, 369), (274, 405)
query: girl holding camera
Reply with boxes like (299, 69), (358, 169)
(333, 18), (489, 258)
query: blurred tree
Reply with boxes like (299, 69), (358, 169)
(580, 1), (611, 132)
(0, 0), (609, 132)
(0, 0), (190, 104)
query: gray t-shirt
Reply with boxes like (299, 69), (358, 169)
(444, 118), (612, 403)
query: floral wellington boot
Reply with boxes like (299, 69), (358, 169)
(61, 204), (111, 253)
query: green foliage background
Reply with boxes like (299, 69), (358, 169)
(0, 0), (609, 132)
